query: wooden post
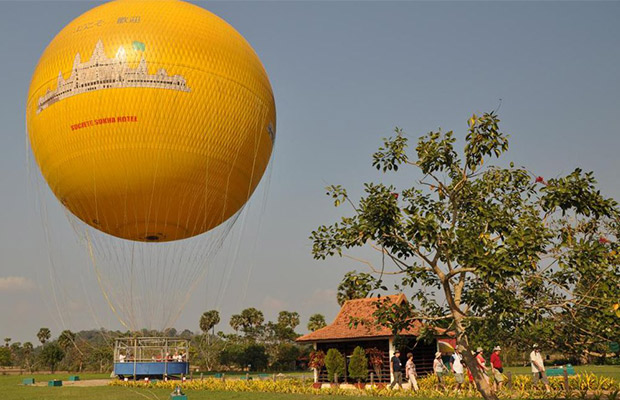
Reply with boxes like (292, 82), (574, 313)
(370, 372), (375, 386)
(200, 373), (203, 380)
(563, 367), (569, 391)
(222, 373), (225, 381)
(246, 372), (249, 381)
(506, 371), (512, 389)
(273, 373), (276, 382)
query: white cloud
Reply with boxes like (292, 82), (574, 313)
(304, 288), (337, 307)
(0, 276), (35, 292)
(261, 295), (287, 314)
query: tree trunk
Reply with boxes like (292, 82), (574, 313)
(454, 316), (498, 400)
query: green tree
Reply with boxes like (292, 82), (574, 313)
(271, 311), (300, 342)
(22, 342), (34, 372)
(3, 337), (10, 347)
(311, 112), (619, 400)
(199, 310), (220, 336)
(337, 271), (375, 306)
(57, 330), (76, 351)
(37, 327), (51, 345)
(0, 347), (11, 366)
(307, 314), (327, 332)
(39, 343), (65, 373)
(324, 348), (345, 383)
(348, 346), (368, 383)
(230, 308), (265, 341)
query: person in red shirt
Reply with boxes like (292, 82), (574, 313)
(489, 346), (505, 391)
(475, 347), (490, 386)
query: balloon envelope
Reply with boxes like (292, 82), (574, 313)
(27, 0), (276, 242)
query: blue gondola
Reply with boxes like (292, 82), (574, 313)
(113, 337), (190, 380)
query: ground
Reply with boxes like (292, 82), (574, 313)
(1, 365), (618, 400)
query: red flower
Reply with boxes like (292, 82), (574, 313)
(535, 176), (544, 183)
(392, 192), (399, 200)
(599, 236), (610, 244)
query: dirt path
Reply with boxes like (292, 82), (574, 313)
(34, 379), (111, 387)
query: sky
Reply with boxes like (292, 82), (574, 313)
(1, 0), (619, 344)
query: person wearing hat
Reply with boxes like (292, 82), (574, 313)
(450, 346), (465, 392)
(389, 350), (403, 390)
(475, 347), (490, 385)
(490, 346), (505, 391)
(530, 344), (551, 392)
(433, 352), (446, 391)
(405, 352), (419, 391)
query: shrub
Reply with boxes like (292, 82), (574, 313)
(324, 348), (345, 383)
(348, 346), (368, 383)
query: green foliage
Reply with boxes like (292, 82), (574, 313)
(200, 310), (221, 334)
(230, 308), (265, 340)
(57, 329), (76, 351)
(337, 271), (376, 305)
(220, 343), (269, 371)
(37, 327), (51, 345)
(310, 111), (620, 398)
(324, 348), (345, 382)
(348, 346), (368, 382)
(0, 347), (11, 366)
(39, 343), (65, 373)
(307, 314), (327, 332)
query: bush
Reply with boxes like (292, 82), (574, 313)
(324, 348), (345, 383)
(348, 346), (368, 383)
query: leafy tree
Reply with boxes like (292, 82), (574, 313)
(22, 342), (34, 372)
(307, 314), (327, 332)
(57, 330), (76, 351)
(88, 344), (113, 373)
(37, 328), (51, 345)
(271, 342), (302, 371)
(199, 310), (220, 336)
(324, 348), (345, 383)
(337, 271), (375, 305)
(348, 346), (368, 383)
(270, 311), (300, 342)
(3, 338), (10, 347)
(230, 308), (265, 340)
(0, 347), (11, 366)
(311, 112), (619, 400)
(39, 343), (64, 373)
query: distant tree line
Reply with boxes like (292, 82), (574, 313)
(0, 309), (329, 373)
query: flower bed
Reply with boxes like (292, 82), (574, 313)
(108, 373), (619, 398)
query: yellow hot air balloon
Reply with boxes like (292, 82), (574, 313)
(27, 0), (276, 242)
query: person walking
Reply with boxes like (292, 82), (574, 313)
(490, 346), (505, 392)
(389, 350), (403, 390)
(475, 347), (490, 385)
(451, 347), (465, 392)
(530, 344), (551, 392)
(433, 352), (446, 391)
(405, 352), (419, 391)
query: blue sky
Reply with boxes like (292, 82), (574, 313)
(1, 1), (619, 343)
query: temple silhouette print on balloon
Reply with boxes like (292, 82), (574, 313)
(37, 39), (190, 114)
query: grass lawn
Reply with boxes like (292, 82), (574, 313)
(504, 364), (620, 381)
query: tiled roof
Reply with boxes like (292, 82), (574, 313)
(297, 294), (424, 342)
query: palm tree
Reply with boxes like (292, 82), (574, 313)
(307, 314), (327, 332)
(37, 328), (51, 345)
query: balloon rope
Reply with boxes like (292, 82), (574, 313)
(85, 229), (131, 331)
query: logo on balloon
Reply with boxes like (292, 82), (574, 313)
(37, 39), (190, 114)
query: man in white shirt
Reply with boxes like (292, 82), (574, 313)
(451, 348), (465, 392)
(530, 344), (550, 392)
